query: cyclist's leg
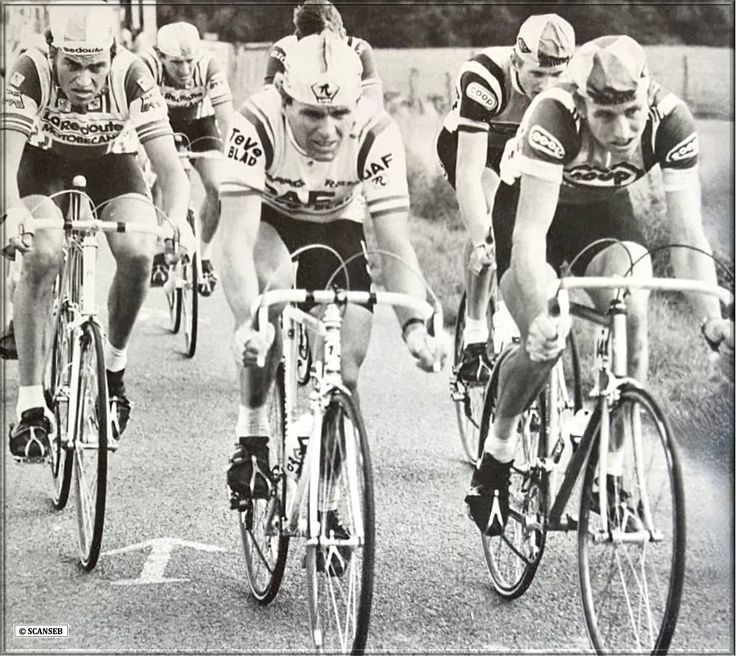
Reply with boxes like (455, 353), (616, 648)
(93, 154), (157, 436)
(189, 122), (222, 258)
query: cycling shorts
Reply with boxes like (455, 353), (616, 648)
(261, 204), (373, 310)
(17, 146), (149, 217)
(492, 182), (645, 278)
(435, 127), (507, 189)
(170, 115), (221, 153)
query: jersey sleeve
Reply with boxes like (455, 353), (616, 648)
(1, 53), (42, 138)
(220, 109), (270, 196)
(264, 40), (288, 85)
(140, 49), (160, 82)
(205, 55), (233, 107)
(515, 93), (579, 183)
(124, 57), (173, 144)
(653, 93), (700, 191)
(358, 115), (410, 219)
(456, 60), (504, 132)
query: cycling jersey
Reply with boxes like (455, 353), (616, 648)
(500, 82), (699, 204)
(439, 46), (532, 174)
(2, 45), (171, 160)
(264, 34), (380, 95)
(141, 48), (233, 124)
(221, 86), (409, 224)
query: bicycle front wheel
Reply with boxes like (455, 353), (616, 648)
(578, 385), (685, 654)
(305, 390), (374, 654)
(46, 306), (74, 509)
(480, 353), (548, 599)
(73, 321), (109, 571)
(451, 293), (489, 464)
(240, 365), (289, 603)
(165, 266), (182, 334)
(181, 256), (198, 358)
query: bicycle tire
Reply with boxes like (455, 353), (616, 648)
(479, 350), (548, 599)
(166, 278), (182, 335)
(73, 321), (108, 571)
(578, 384), (685, 655)
(240, 364), (290, 603)
(47, 306), (73, 510)
(182, 256), (198, 358)
(305, 390), (374, 654)
(451, 292), (491, 464)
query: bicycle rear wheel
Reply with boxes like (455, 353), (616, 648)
(578, 385), (685, 654)
(181, 256), (198, 358)
(480, 352), (548, 599)
(240, 365), (290, 603)
(305, 390), (374, 654)
(73, 321), (109, 571)
(451, 293), (491, 463)
(46, 306), (74, 509)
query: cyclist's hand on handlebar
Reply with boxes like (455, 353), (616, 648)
(468, 242), (495, 276)
(233, 320), (276, 368)
(2, 206), (35, 259)
(702, 317), (734, 357)
(164, 218), (196, 264)
(404, 322), (449, 372)
(527, 310), (570, 363)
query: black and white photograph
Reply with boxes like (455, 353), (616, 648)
(1, 1), (734, 653)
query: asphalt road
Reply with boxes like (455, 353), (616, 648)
(2, 119), (733, 654)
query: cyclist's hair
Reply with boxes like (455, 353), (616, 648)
(293, 0), (345, 39)
(44, 28), (118, 59)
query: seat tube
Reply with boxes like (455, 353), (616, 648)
(609, 298), (627, 378)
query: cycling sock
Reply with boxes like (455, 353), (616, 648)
(463, 317), (489, 345)
(236, 405), (269, 438)
(606, 450), (624, 477)
(16, 385), (46, 420)
(105, 339), (128, 372)
(483, 435), (516, 463)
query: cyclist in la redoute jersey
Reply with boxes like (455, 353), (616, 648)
(264, 0), (383, 108)
(142, 22), (234, 295)
(436, 14), (575, 383)
(465, 35), (733, 536)
(219, 33), (445, 504)
(2, 5), (192, 460)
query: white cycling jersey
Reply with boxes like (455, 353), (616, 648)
(221, 86), (409, 223)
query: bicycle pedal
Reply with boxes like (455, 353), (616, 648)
(230, 493), (251, 513)
(13, 454), (48, 465)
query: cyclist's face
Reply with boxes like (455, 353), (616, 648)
(515, 61), (566, 99)
(284, 99), (355, 161)
(162, 55), (195, 85)
(582, 95), (648, 155)
(54, 52), (111, 105)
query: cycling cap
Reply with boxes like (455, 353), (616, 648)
(280, 33), (362, 106)
(157, 22), (201, 58)
(570, 35), (649, 105)
(515, 14), (575, 67)
(47, 4), (116, 56)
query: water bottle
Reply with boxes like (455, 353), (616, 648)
(285, 412), (312, 480)
(492, 300), (519, 354)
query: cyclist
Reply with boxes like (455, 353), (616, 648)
(142, 21), (234, 296)
(436, 13), (575, 382)
(264, 0), (383, 107)
(465, 35), (734, 535)
(219, 33), (445, 509)
(2, 4), (192, 459)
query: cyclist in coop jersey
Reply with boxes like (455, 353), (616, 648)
(436, 14), (575, 383)
(142, 21), (234, 296)
(2, 4), (192, 459)
(465, 35), (733, 536)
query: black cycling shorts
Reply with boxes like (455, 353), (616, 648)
(435, 127), (509, 189)
(261, 204), (373, 308)
(170, 115), (221, 152)
(492, 182), (646, 278)
(17, 146), (149, 217)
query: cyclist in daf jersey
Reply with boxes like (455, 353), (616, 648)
(142, 22), (234, 296)
(219, 33), (445, 509)
(465, 35), (734, 536)
(2, 5), (193, 460)
(264, 0), (383, 108)
(436, 13), (575, 382)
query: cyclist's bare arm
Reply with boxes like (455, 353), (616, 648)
(457, 130), (496, 245)
(213, 102), (235, 153)
(143, 134), (190, 224)
(2, 129), (35, 255)
(665, 181), (722, 320)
